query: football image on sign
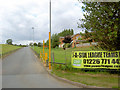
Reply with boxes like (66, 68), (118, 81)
(73, 59), (82, 66)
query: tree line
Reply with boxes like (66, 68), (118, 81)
(45, 29), (74, 48)
(6, 39), (28, 47)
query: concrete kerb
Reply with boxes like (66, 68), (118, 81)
(31, 48), (104, 88)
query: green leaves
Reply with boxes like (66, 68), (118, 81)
(6, 39), (13, 45)
(114, 25), (117, 29)
(46, 29), (74, 48)
(109, 12), (113, 16)
(78, 2), (119, 50)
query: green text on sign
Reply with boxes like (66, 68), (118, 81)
(71, 51), (120, 69)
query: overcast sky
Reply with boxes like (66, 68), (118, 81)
(0, 0), (84, 45)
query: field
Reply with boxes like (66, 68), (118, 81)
(31, 46), (103, 63)
(31, 46), (119, 88)
(1, 44), (21, 57)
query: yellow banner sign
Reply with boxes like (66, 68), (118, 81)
(71, 51), (120, 69)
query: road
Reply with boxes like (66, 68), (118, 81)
(2, 47), (79, 88)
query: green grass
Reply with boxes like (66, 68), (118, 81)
(31, 46), (66, 63)
(31, 46), (119, 88)
(31, 46), (103, 63)
(52, 68), (119, 88)
(1, 44), (21, 55)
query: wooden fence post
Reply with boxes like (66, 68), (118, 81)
(43, 40), (45, 62)
(45, 53), (48, 63)
(53, 52), (54, 63)
(40, 51), (41, 61)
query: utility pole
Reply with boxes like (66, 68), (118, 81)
(32, 27), (34, 50)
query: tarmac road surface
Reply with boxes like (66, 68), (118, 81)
(2, 47), (80, 88)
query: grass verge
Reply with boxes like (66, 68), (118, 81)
(1, 44), (22, 58)
(31, 46), (119, 88)
(52, 65), (119, 88)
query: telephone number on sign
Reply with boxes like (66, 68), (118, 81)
(83, 59), (120, 64)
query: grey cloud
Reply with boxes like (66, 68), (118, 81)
(1, 0), (84, 45)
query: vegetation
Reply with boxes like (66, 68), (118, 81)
(45, 29), (74, 48)
(45, 39), (49, 47)
(6, 39), (13, 45)
(65, 43), (71, 48)
(18, 44), (27, 47)
(29, 42), (42, 47)
(78, 2), (119, 50)
(1, 44), (21, 57)
(51, 34), (60, 48)
(33, 43), (37, 46)
(30, 2), (120, 88)
(31, 45), (103, 63)
(32, 46), (65, 63)
(52, 68), (118, 88)
(31, 46), (119, 88)
(29, 42), (33, 46)
(58, 29), (74, 37)
(62, 35), (72, 50)
(38, 42), (42, 47)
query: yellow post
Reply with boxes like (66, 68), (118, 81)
(45, 53), (48, 63)
(43, 40), (45, 62)
(49, 32), (51, 70)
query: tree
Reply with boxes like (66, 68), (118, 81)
(80, 32), (83, 36)
(29, 43), (33, 46)
(45, 40), (49, 47)
(6, 39), (12, 45)
(83, 30), (92, 39)
(14, 44), (17, 46)
(78, 2), (119, 50)
(71, 29), (74, 35)
(62, 35), (72, 50)
(34, 43), (37, 46)
(45, 29), (74, 48)
(38, 42), (41, 47)
(51, 34), (60, 48)
(62, 35), (72, 43)
(58, 29), (74, 37)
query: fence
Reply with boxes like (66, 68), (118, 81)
(76, 42), (98, 47)
(34, 48), (119, 72)
(40, 51), (67, 67)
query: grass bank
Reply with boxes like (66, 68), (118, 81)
(31, 46), (119, 88)
(31, 46), (103, 63)
(52, 67), (119, 88)
(1, 44), (22, 58)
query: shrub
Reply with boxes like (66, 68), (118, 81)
(66, 43), (71, 48)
